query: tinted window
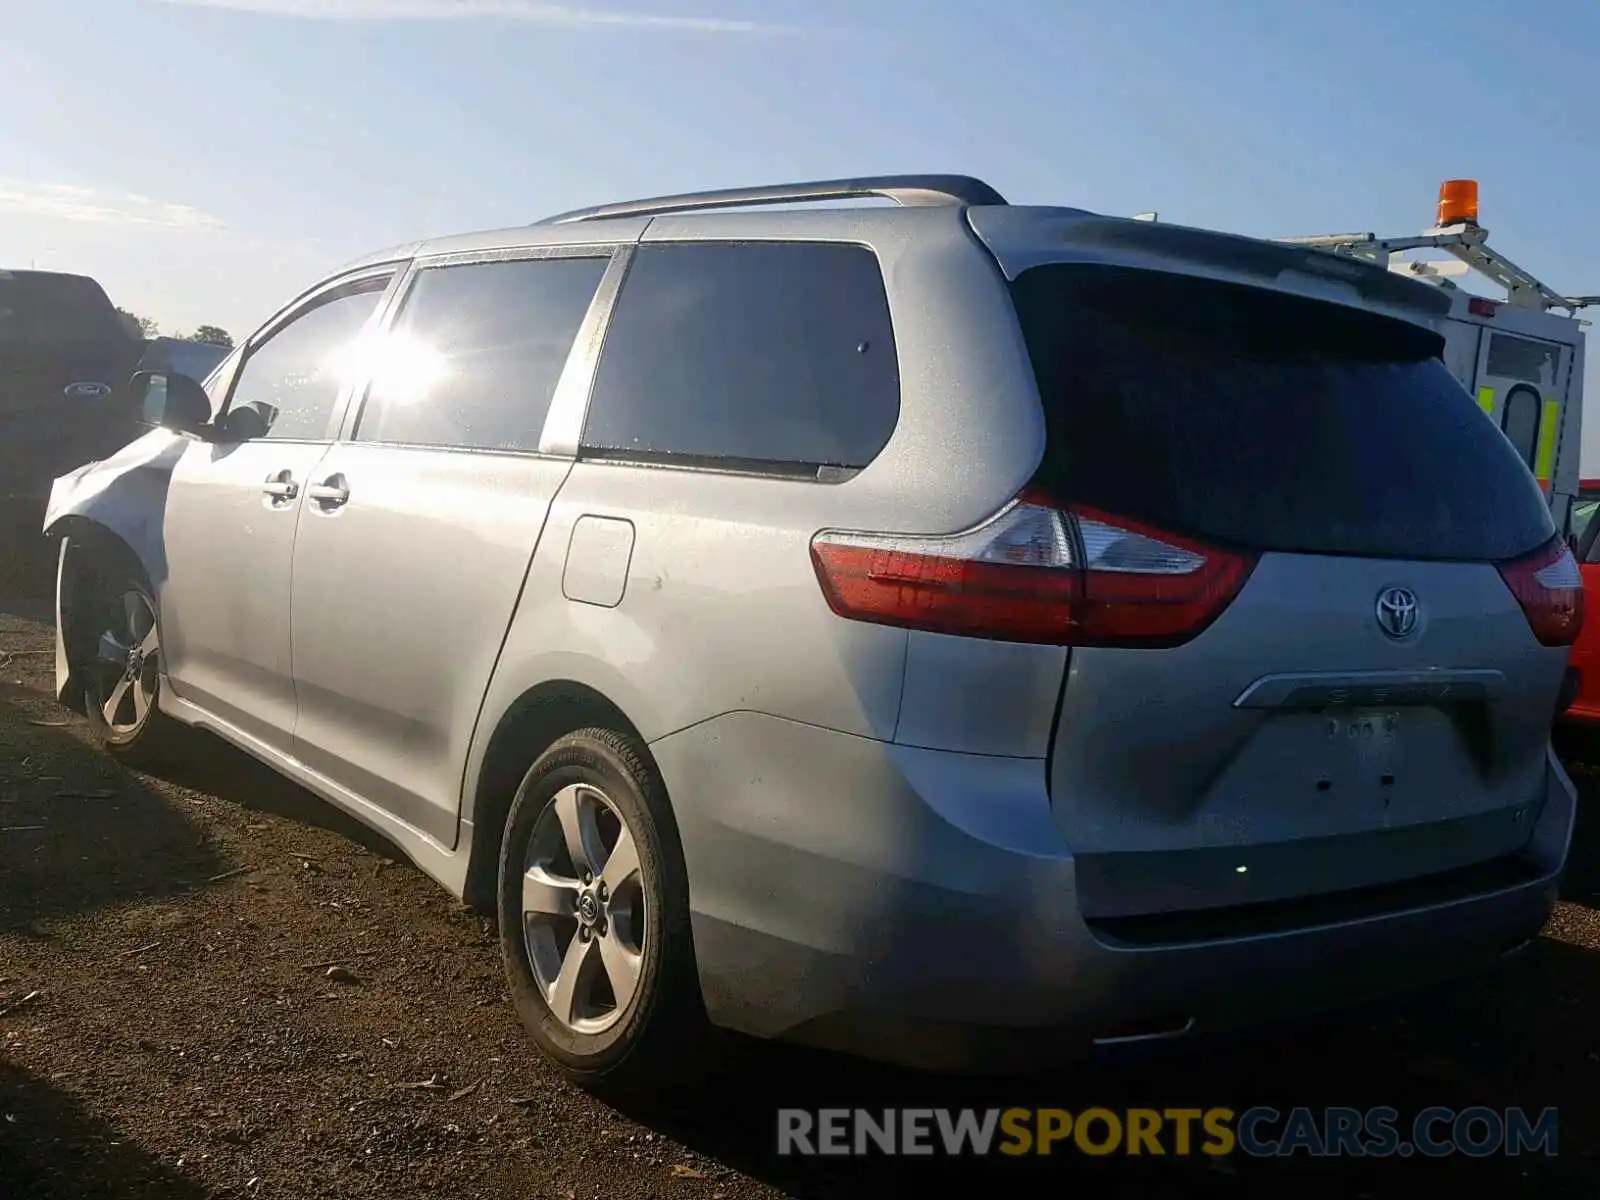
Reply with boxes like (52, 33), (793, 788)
(354, 255), (609, 451)
(227, 278), (389, 441)
(582, 242), (899, 472)
(1012, 264), (1555, 562)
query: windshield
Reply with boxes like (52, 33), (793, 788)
(1012, 263), (1556, 562)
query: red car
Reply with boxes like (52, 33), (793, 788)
(1565, 480), (1600, 721)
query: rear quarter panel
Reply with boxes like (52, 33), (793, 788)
(459, 207), (1052, 826)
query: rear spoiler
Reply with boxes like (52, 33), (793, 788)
(1065, 217), (1454, 319)
(967, 207), (1455, 327)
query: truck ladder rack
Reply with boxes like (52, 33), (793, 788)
(1279, 223), (1593, 314)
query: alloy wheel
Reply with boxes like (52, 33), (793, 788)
(521, 782), (648, 1035)
(88, 588), (160, 736)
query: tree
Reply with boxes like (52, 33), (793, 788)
(191, 325), (234, 349)
(117, 307), (159, 338)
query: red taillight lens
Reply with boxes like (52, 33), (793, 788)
(809, 500), (1081, 642)
(1070, 506), (1260, 647)
(809, 496), (1258, 647)
(1497, 537), (1585, 647)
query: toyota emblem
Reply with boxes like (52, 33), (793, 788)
(1375, 586), (1419, 640)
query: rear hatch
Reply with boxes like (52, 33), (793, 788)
(1004, 263), (1577, 921)
(0, 270), (143, 500)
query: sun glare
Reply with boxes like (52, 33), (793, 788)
(323, 330), (450, 405)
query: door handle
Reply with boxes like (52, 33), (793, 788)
(307, 474), (350, 508)
(262, 472), (299, 500)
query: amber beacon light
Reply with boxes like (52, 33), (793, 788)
(1437, 179), (1480, 226)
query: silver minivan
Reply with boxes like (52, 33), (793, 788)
(44, 176), (1582, 1089)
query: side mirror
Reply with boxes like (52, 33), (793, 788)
(219, 402), (273, 442)
(131, 370), (210, 434)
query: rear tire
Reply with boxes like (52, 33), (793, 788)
(78, 561), (185, 767)
(497, 727), (708, 1095)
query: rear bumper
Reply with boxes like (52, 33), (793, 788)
(654, 713), (1573, 1072)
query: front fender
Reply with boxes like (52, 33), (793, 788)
(42, 428), (188, 590)
(44, 430), (187, 712)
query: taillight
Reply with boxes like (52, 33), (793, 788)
(1497, 537), (1585, 647)
(809, 492), (1258, 648)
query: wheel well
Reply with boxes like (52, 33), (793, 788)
(464, 681), (649, 913)
(51, 519), (145, 715)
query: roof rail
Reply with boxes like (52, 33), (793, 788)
(535, 174), (1007, 225)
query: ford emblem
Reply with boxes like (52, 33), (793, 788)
(63, 381), (113, 398)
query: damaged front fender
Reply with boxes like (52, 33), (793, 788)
(43, 429), (187, 707)
(43, 428), (187, 587)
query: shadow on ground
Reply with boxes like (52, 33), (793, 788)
(0, 1064), (209, 1199)
(616, 941), (1595, 1198)
(1, 577), (407, 870)
(0, 521), (57, 608)
(1553, 751), (1600, 909)
(144, 730), (409, 865)
(0, 696), (228, 936)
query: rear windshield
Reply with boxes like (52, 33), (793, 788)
(1012, 264), (1555, 562)
(0, 272), (125, 349)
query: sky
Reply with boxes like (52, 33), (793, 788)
(5, 0), (1600, 460)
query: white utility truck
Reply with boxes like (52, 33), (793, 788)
(1279, 180), (1596, 534)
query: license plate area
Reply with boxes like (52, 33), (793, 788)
(1326, 709), (1401, 748)
(1217, 706), (1457, 832)
(1318, 709), (1403, 786)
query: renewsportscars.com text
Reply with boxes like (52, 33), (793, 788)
(776, 1106), (1558, 1158)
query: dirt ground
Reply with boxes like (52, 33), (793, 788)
(2, 585), (1599, 1199)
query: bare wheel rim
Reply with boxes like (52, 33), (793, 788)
(87, 588), (160, 736)
(521, 781), (648, 1036)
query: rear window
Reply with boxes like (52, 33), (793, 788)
(1012, 264), (1555, 562)
(0, 271), (125, 349)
